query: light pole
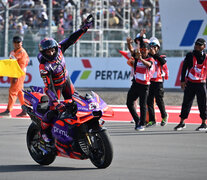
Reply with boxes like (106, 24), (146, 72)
(150, 0), (156, 37)
(48, 0), (53, 38)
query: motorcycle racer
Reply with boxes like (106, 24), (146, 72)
(37, 14), (94, 143)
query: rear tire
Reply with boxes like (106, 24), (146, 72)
(27, 123), (56, 165)
(89, 130), (113, 168)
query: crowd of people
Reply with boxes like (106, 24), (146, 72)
(0, 0), (160, 40)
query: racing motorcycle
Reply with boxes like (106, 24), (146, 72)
(22, 86), (113, 168)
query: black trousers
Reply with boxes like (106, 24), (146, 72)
(180, 81), (207, 120)
(147, 81), (167, 122)
(126, 82), (149, 126)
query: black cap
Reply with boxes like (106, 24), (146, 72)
(13, 36), (22, 43)
(195, 38), (206, 46)
(140, 42), (150, 49)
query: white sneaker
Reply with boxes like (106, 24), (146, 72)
(135, 125), (145, 131)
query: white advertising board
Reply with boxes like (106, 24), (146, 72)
(0, 57), (184, 89)
(159, 0), (207, 50)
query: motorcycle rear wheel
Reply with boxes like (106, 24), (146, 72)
(89, 130), (113, 168)
(27, 123), (56, 165)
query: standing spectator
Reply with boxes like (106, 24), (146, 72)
(22, 0), (35, 8)
(38, 12), (48, 38)
(57, 21), (64, 42)
(14, 22), (24, 40)
(174, 38), (207, 131)
(34, 0), (47, 18)
(109, 11), (120, 28)
(126, 35), (154, 131)
(0, 36), (30, 117)
(132, 8), (145, 30)
(0, 15), (4, 31)
(146, 37), (169, 127)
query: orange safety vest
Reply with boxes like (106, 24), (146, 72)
(9, 47), (29, 74)
(134, 57), (155, 85)
(187, 55), (207, 83)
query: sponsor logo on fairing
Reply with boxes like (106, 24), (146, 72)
(53, 126), (69, 138)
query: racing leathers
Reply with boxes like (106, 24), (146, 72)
(37, 25), (91, 143)
(38, 28), (87, 102)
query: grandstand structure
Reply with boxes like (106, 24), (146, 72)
(0, 0), (164, 57)
(77, 0), (131, 57)
(65, 0), (131, 57)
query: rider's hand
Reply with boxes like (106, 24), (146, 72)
(53, 101), (66, 113)
(81, 14), (94, 32)
(65, 100), (77, 117)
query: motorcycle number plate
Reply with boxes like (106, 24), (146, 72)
(88, 102), (99, 110)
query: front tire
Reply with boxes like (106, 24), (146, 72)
(89, 130), (113, 168)
(27, 123), (56, 165)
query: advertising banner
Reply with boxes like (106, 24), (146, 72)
(159, 0), (207, 50)
(0, 57), (184, 89)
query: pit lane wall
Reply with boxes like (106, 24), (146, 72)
(0, 57), (184, 89)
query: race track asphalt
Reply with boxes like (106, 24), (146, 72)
(0, 118), (206, 180)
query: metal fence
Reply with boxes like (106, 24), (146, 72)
(0, 0), (186, 58)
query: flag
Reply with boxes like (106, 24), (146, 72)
(0, 59), (25, 78)
(118, 50), (131, 60)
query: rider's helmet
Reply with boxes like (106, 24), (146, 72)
(149, 37), (160, 48)
(39, 38), (59, 61)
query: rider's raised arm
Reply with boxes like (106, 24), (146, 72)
(59, 14), (94, 54)
(59, 29), (86, 54)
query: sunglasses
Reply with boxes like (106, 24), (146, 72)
(140, 48), (148, 52)
(150, 45), (157, 48)
(195, 42), (204, 46)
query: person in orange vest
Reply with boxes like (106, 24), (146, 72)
(174, 38), (207, 131)
(126, 35), (155, 131)
(0, 36), (29, 117)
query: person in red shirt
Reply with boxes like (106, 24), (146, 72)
(126, 36), (155, 131)
(0, 36), (29, 117)
(174, 38), (207, 131)
(146, 37), (169, 128)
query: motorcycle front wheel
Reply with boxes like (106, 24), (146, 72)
(89, 130), (113, 168)
(27, 123), (56, 165)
